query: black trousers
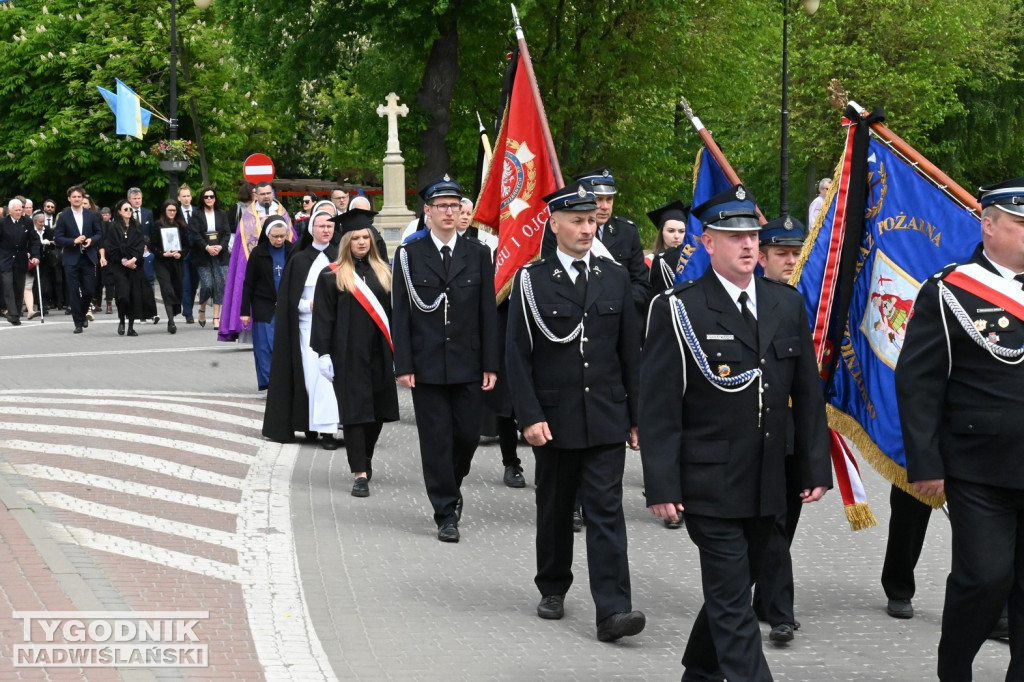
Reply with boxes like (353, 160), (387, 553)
(154, 257), (183, 315)
(1, 268), (25, 318)
(753, 453), (804, 626)
(64, 259), (96, 327)
(410, 382), (481, 527)
(938, 477), (1024, 681)
(497, 415), (521, 467)
(344, 421), (383, 473)
(681, 514), (774, 682)
(533, 442), (631, 624)
(881, 484), (932, 601)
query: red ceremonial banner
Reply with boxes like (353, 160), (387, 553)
(473, 54), (558, 300)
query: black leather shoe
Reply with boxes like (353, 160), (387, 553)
(886, 599), (913, 619)
(6, 315), (20, 326)
(537, 595), (565, 620)
(437, 523), (459, 543)
(769, 623), (795, 643)
(321, 434), (339, 450)
(503, 465), (526, 488)
(351, 477), (369, 498)
(167, 320), (177, 334)
(83, 319), (88, 328)
(990, 615), (1010, 640)
(597, 611), (646, 642)
(117, 321), (125, 336)
(73, 326), (83, 334)
(185, 315), (194, 324)
(572, 510), (584, 533)
(455, 495), (464, 522)
(303, 431), (318, 443)
(127, 328), (138, 337)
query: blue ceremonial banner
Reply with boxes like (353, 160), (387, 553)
(674, 147), (733, 282)
(797, 131), (980, 497)
(114, 79), (151, 139)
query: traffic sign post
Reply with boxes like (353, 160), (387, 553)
(243, 153), (275, 184)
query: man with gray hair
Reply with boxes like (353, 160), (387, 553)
(0, 198), (40, 325)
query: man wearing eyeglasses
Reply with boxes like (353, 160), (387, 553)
(392, 174), (498, 543)
(330, 188), (350, 214)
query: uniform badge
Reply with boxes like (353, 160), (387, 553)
(552, 267), (564, 280)
(591, 264), (602, 276)
(577, 185), (586, 198)
(443, 173), (451, 181)
(999, 316), (1010, 329)
(783, 216), (794, 230)
(602, 169), (611, 177)
(988, 331), (1001, 344)
(974, 319), (988, 332)
(736, 186), (746, 201)
(717, 364), (731, 378)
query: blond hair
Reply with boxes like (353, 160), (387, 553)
(333, 229), (392, 294)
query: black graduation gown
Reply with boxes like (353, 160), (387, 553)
(104, 221), (157, 319)
(309, 259), (399, 426)
(151, 219), (188, 311)
(261, 242), (339, 442)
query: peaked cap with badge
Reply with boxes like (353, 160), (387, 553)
(543, 180), (597, 213)
(692, 184), (761, 232)
(419, 174), (465, 203)
(574, 167), (617, 195)
(978, 176), (1024, 217)
(759, 215), (806, 246)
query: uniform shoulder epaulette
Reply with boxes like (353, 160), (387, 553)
(760, 276), (798, 291)
(660, 279), (697, 297)
(523, 258), (546, 269)
(932, 262), (961, 280)
(613, 215), (636, 226)
(595, 254), (626, 269)
(462, 235), (488, 248)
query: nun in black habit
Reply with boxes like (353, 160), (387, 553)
(310, 208), (399, 497)
(261, 210), (340, 444)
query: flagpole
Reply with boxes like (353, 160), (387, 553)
(680, 96), (767, 224)
(510, 4), (564, 189)
(849, 100), (981, 215)
(476, 112), (493, 165)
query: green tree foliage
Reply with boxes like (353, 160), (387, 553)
(0, 0), (263, 206)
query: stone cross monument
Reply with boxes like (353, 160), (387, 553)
(374, 92), (415, 250)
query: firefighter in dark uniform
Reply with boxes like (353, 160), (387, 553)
(506, 180), (645, 643)
(640, 185), (832, 681)
(392, 175), (499, 544)
(896, 177), (1024, 681)
(751, 214), (808, 644)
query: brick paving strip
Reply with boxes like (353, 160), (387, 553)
(0, 390), (336, 681)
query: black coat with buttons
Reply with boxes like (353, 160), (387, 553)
(639, 268), (831, 518)
(506, 255), (640, 449)
(391, 233), (498, 385)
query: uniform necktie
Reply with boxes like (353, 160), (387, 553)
(738, 290), (757, 335)
(441, 245), (451, 273)
(573, 260), (588, 299)
(1014, 273), (1024, 290)
(597, 225), (604, 242)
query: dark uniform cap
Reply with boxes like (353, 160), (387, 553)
(978, 177), (1024, 217)
(573, 167), (616, 195)
(692, 184), (761, 231)
(647, 200), (689, 230)
(543, 181), (598, 213)
(418, 174), (464, 202)
(330, 207), (378, 236)
(759, 214), (806, 246)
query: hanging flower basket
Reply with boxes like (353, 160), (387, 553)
(150, 139), (197, 162)
(159, 159), (190, 172)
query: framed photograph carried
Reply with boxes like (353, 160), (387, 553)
(160, 227), (182, 252)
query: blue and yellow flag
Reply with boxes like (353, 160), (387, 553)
(114, 79), (152, 139)
(794, 109), (980, 505)
(674, 147), (734, 282)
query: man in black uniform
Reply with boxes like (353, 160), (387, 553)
(751, 215), (808, 644)
(507, 180), (645, 642)
(392, 175), (498, 543)
(541, 168), (650, 320)
(640, 185), (831, 681)
(896, 177), (1024, 680)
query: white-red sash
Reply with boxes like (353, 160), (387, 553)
(329, 263), (393, 351)
(944, 263), (1024, 323)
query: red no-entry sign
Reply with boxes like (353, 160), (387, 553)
(243, 153), (275, 184)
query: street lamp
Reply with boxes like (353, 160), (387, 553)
(780, 0), (819, 218)
(166, 0), (214, 197)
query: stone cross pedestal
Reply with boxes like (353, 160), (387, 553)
(374, 92), (415, 252)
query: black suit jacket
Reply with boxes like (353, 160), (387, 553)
(391, 233), (498, 384)
(53, 208), (103, 266)
(133, 207), (154, 241)
(897, 244), (1024, 489)
(187, 210), (231, 267)
(241, 240), (295, 322)
(506, 256), (640, 448)
(543, 215), (651, 319)
(639, 268), (832, 518)
(0, 216), (39, 273)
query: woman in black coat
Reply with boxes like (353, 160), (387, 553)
(241, 216), (295, 391)
(101, 200), (156, 336)
(188, 186), (231, 328)
(151, 199), (188, 333)
(310, 208), (399, 498)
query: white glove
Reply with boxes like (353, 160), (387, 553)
(318, 355), (334, 381)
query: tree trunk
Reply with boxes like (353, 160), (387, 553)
(415, 13), (459, 203)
